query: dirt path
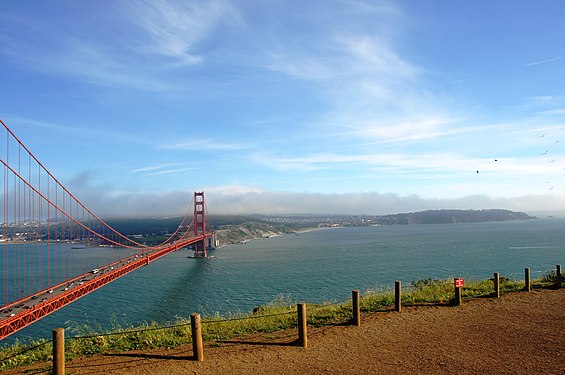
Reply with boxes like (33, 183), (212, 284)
(6, 288), (564, 374)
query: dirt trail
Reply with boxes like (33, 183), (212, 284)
(5, 288), (564, 374)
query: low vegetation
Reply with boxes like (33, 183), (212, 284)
(0, 272), (560, 371)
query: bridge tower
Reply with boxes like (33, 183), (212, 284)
(193, 191), (207, 258)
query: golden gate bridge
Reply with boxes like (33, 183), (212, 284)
(0, 119), (212, 340)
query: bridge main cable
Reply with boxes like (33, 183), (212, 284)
(1, 119), (210, 340)
(1, 119), (146, 248)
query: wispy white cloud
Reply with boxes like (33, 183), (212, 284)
(267, 54), (335, 81)
(129, 0), (237, 66)
(538, 109), (565, 116)
(345, 117), (461, 143)
(161, 139), (248, 151)
(47, 38), (174, 91)
(523, 95), (565, 121)
(253, 1), (559, 153)
(142, 167), (195, 177)
(525, 95), (565, 106)
(266, 32), (415, 83)
(5, 115), (75, 134)
(130, 163), (179, 173)
(344, 0), (400, 16)
(339, 35), (416, 78)
(523, 56), (561, 67)
(256, 6), (453, 148)
(0, 18), (171, 91)
(129, 163), (193, 177)
(0, 0), (236, 91)
(5, 114), (150, 145)
(250, 150), (556, 176)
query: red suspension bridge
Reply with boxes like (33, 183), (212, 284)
(0, 119), (213, 341)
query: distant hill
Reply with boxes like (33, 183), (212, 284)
(373, 209), (534, 225)
(102, 209), (534, 246)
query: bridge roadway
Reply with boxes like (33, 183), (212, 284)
(0, 234), (210, 341)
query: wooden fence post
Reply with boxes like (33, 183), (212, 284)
(52, 328), (65, 375)
(352, 290), (360, 326)
(557, 265), (562, 288)
(394, 281), (402, 313)
(454, 278), (462, 306)
(191, 313), (204, 361)
(494, 272), (500, 298)
(297, 303), (307, 348)
(525, 268), (531, 292)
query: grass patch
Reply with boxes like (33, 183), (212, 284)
(532, 270), (560, 288)
(0, 339), (51, 370)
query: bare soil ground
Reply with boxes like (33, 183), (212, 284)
(6, 288), (564, 375)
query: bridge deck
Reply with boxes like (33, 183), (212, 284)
(0, 235), (209, 341)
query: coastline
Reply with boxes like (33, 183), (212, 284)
(215, 226), (331, 248)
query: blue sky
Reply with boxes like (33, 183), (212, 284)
(1, 0), (564, 216)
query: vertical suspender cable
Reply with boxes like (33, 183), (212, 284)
(38, 162), (42, 290)
(21, 149), (25, 294)
(17, 144), (21, 298)
(3, 130), (7, 305)
(55, 183), (58, 283)
(71, 195), (75, 276)
(13, 142), (16, 298)
(62, 189), (65, 280)
(82, 206), (85, 272)
(47, 175), (50, 286)
(69, 197), (72, 274)
(97, 222), (100, 268)
(28, 153), (32, 294)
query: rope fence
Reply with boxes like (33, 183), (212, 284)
(0, 264), (561, 373)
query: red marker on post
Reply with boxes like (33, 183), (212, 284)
(454, 278), (464, 305)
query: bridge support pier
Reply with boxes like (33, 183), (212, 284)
(193, 240), (207, 258)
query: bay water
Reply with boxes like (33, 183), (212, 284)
(3, 218), (564, 345)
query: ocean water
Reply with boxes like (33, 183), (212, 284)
(2, 218), (564, 344)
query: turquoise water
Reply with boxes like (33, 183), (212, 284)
(3, 218), (564, 344)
